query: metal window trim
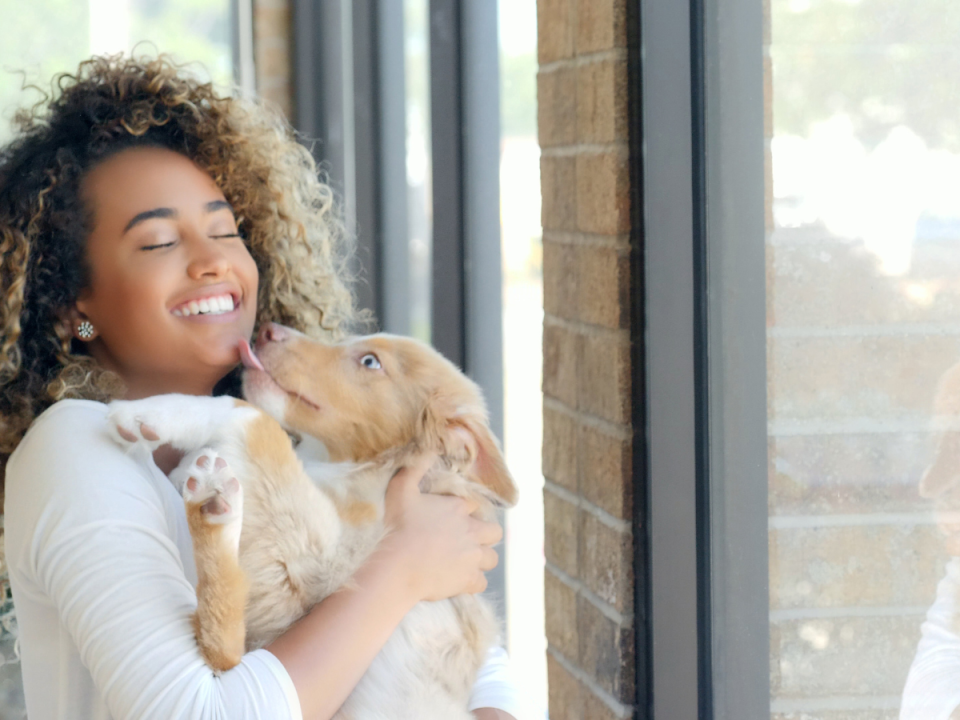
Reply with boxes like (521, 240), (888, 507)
(377, 0), (411, 335)
(230, 0), (256, 97)
(635, 0), (704, 713)
(352, 0), (382, 317)
(701, 0), (770, 715)
(634, 0), (770, 716)
(428, 0), (466, 367)
(428, 0), (506, 614)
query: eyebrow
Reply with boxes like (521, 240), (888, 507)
(122, 200), (234, 234)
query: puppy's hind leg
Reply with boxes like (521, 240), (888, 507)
(173, 448), (249, 672)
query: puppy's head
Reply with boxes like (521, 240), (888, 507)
(241, 323), (518, 507)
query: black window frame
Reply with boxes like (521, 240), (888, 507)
(633, 0), (769, 716)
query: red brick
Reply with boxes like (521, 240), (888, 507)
(579, 511), (633, 613)
(580, 425), (631, 519)
(576, 151), (630, 235)
(539, 67), (578, 148)
(543, 238), (579, 321)
(544, 486), (579, 577)
(543, 405), (578, 491)
(576, 245), (629, 329)
(545, 569), (579, 660)
(576, 0), (627, 54)
(578, 331), (630, 423)
(547, 653), (583, 720)
(538, 0), (576, 63)
(543, 320), (579, 407)
(577, 57), (628, 144)
(577, 596), (635, 702)
(541, 155), (578, 232)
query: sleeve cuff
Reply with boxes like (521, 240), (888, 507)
(250, 648), (303, 720)
(467, 645), (525, 718)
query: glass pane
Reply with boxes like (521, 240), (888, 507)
(758, 0), (960, 716)
(403, 0), (432, 344)
(499, 0), (547, 717)
(0, 0), (233, 147)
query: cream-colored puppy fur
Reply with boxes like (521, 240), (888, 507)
(107, 324), (518, 720)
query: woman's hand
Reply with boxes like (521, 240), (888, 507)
(380, 454), (503, 602)
(472, 709), (517, 720)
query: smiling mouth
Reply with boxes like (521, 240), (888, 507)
(171, 293), (239, 317)
(238, 339), (321, 411)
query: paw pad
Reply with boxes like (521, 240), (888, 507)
(178, 449), (243, 527)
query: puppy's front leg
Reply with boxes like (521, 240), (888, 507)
(172, 448), (249, 672)
(107, 395), (257, 454)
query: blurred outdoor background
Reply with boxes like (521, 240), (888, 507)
(767, 0), (960, 715)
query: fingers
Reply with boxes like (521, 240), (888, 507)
(479, 546), (499, 572)
(388, 453), (438, 494)
(385, 454), (439, 524)
(468, 573), (489, 595)
(471, 517), (504, 547)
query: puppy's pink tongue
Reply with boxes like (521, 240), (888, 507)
(238, 339), (266, 371)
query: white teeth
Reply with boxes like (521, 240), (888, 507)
(174, 294), (236, 317)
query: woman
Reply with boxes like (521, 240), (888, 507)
(0, 55), (520, 719)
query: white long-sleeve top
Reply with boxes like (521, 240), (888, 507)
(901, 558), (960, 720)
(4, 399), (521, 719)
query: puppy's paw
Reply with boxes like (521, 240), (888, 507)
(107, 395), (235, 452)
(175, 449), (244, 550)
(107, 399), (168, 451)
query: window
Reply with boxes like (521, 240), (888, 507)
(0, 0), (237, 147)
(642, 0), (960, 716)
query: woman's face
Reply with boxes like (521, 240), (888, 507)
(74, 146), (259, 398)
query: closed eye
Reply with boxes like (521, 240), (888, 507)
(141, 241), (176, 251)
(142, 233), (239, 250)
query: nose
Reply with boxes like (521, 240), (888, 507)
(186, 235), (231, 280)
(256, 322), (289, 349)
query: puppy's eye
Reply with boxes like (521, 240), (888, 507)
(360, 353), (382, 370)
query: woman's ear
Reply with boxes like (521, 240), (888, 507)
(62, 305), (98, 342)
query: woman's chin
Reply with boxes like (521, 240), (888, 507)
(196, 344), (245, 380)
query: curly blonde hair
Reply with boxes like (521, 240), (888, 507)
(0, 55), (359, 484)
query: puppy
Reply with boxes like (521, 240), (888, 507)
(107, 323), (518, 719)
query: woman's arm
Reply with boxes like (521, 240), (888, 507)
(5, 403), (302, 719)
(901, 559), (960, 719)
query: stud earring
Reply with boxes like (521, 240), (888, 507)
(77, 320), (95, 340)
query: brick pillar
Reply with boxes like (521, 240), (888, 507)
(252, 0), (294, 119)
(538, 0), (637, 717)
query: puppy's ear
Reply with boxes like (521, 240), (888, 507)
(449, 413), (519, 508)
(419, 394), (519, 507)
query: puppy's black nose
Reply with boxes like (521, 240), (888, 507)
(257, 322), (288, 347)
